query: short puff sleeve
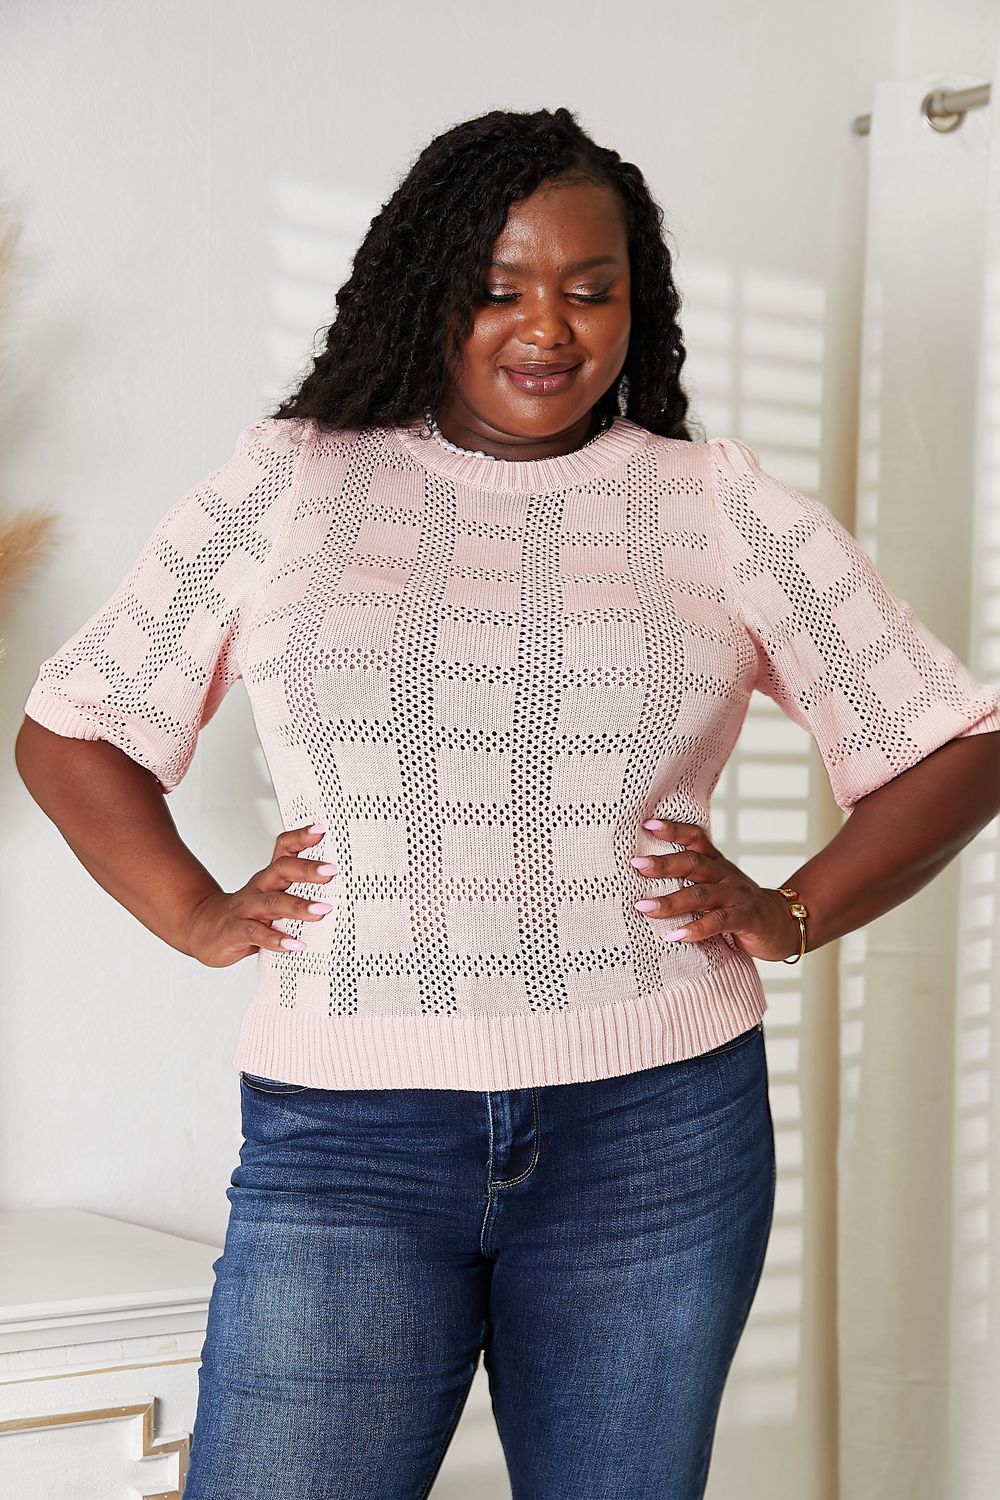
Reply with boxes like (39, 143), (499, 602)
(23, 416), (309, 793)
(709, 436), (1000, 815)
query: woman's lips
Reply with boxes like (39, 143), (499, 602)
(503, 364), (581, 395)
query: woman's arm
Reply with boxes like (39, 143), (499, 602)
(777, 730), (1000, 953)
(15, 716), (222, 956)
(16, 716), (338, 967)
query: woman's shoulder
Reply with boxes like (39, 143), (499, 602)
(702, 434), (760, 467)
(634, 424), (760, 468)
(240, 413), (317, 453)
(249, 413), (397, 459)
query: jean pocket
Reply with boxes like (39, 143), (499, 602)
(239, 1071), (309, 1095)
(699, 1020), (763, 1058)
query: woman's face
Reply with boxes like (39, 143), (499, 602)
(435, 176), (632, 461)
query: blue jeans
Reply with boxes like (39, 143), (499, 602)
(184, 1019), (774, 1500)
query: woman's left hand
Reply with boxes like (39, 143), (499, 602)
(630, 817), (801, 962)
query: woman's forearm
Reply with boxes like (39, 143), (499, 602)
(14, 718), (222, 956)
(778, 730), (1000, 953)
(19, 717), (1000, 965)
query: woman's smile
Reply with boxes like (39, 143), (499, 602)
(502, 362), (583, 396)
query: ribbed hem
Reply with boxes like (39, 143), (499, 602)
(390, 414), (653, 494)
(231, 949), (770, 1091)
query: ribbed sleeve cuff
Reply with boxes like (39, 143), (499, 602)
(953, 703), (1000, 736)
(22, 684), (178, 793)
(23, 682), (113, 740)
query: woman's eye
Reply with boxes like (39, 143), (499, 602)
(481, 291), (612, 304)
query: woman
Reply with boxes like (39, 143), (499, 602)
(17, 107), (1000, 1500)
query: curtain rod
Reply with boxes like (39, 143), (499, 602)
(852, 82), (991, 135)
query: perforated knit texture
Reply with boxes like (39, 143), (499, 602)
(25, 416), (1000, 1089)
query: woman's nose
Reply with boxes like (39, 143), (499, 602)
(517, 304), (574, 344)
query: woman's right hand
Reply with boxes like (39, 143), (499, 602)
(187, 822), (338, 968)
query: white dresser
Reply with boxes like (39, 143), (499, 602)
(0, 1207), (221, 1499)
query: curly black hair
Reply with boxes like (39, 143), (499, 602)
(269, 106), (700, 442)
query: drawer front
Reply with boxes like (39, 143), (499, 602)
(1, 1353), (202, 1499)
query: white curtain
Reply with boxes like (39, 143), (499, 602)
(837, 50), (1000, 1500)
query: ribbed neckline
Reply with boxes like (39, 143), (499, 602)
(390, 414), (652, 493)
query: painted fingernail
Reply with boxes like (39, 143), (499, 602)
(634, 900), (659, 912)
(316, 864), (338, 876)
(643, 818), (666, 829)
(307, 821), (327, 832)
(663, 928), (690, 940)
(630, 857), (654, 869)
(307, 902), (332, 914)
(280, 937), (307, 950)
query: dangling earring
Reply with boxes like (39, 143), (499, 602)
(617, 373), (630, 416)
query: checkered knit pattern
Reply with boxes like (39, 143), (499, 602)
(24, 416), (1000, 1089)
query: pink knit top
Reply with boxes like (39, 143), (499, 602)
(24, 415), (1000, 1090)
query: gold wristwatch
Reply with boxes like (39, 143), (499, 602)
(777, 886), (809, 964)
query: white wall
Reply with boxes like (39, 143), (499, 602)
(1, 2), (997, 1495)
